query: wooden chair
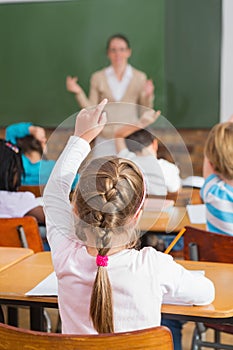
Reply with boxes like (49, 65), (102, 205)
(183, 225), (233, 263)
(0, 217), (51, 331)
(0, 216), (44, 253)
(0, 323), (173, 350)
(18, 185), (45, 198)
(184, 226), (233, 350)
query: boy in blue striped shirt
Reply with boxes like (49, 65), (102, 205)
(201, 121), (233, 235)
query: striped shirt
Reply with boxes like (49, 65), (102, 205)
(201, 174), (233, 236)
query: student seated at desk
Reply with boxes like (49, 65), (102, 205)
(44, 99), (214, 349)
(0, 139), (48, 250)
(201, 118), (233, 235)
(5, 122), (79, 189)
(115, 109), (182, 252)
(114, 109), (181, 196)
(5, 122), (55, 186)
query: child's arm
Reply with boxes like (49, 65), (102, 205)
(115, 109), (160, 153)
(5, 122), (32, 145)
(158, 253), (215, 306)
(5, 122), (47, 150)
(43, 99), (107, 250)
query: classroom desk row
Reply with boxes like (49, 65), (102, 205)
(0, 247), (33, 272)
(0, 251), (233, 331)
(139, 206), (205, 233)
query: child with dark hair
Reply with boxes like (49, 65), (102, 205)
(5, 122), (55, 186)
(0, 139), (45, 224)
(44, 99), (214, 337)
(115, 110), (181, 196)
(5, 122), (79, 188)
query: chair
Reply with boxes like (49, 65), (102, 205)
(0, 323), (173, 350)
(0, 217), (51, 332)
(184, 226), (233, 350)
(0, 216), (44, 253)
(18, 185), (45, 198)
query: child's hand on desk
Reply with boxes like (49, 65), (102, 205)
(74, 98), (108, 143)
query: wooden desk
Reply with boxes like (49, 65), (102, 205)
(139, 207), (206, 233)
(0, 253), (233, 330)
(162, 260), (233, 324)
(0, 247), (33, 272)
(0, 252), (54, 330)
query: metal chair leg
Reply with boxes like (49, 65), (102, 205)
(43, 309), (52, 333)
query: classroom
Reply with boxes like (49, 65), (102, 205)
(0, 0), (233, 349)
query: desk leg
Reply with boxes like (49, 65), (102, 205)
(0, 305), (5, 323)
(30, 307), (44, 331)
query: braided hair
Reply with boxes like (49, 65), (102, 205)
(73, 156), (145, 333)
(0, 139), (24, 191)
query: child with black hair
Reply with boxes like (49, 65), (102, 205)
(114, 109), (181, 196)
(5, 122), (56, 186)
(5, 122), (79, 188)
(0, 139), (45, 224)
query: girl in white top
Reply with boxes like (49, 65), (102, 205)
(0, 139), (44, 224)
(44, 99), (215, 334)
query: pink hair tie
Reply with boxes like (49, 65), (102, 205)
(96, 254), (108, 267)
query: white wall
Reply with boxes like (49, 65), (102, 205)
(220, 0), (233, 121)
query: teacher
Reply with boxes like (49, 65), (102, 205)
(66, 33), (155, 155)
(66, 33), (154, 109)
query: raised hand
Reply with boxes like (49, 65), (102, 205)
(74, 99), (108, 143)
(29, 126), (47, 150)
(144, 79), (154, 97)
(66, 76), (82, 94)
(139, 109), (161, 128)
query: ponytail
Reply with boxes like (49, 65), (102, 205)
(90, 245), (114, 333)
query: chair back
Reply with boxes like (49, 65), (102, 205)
(0, 217), (43, 253)
(18, 185), (44, 198)
(0, 323), (173, 350)
(184, 226), (233, 263)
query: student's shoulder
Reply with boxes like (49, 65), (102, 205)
(40, 159), (56, 167)
(131, 246), (173, 265)
(201, 174), (224, 199)
(2, 190), (35, 203)
(158, 158), (179, 172)
(202, 173), (220, 189)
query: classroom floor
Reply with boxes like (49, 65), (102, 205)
(2, 306), (233, 349)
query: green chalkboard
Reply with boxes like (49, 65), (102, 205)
(0, 0), (221, 128)
(0, 0), (164, 127)
(165, 0), (221, 128)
